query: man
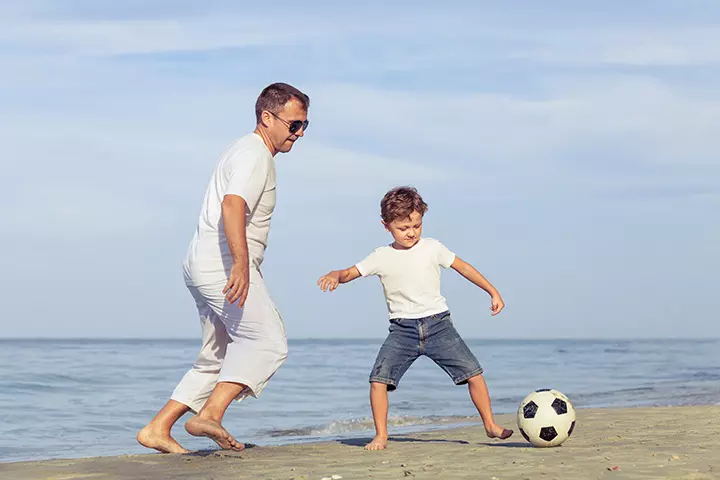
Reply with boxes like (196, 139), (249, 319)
(137, 82), (310, 453)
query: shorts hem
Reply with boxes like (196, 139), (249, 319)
(452, 367), (484, 385)
(169, 395), (204, 415)
(369, 376), (398, 391)
(216, 377), (259, 399)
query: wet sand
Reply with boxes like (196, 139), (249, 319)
(1, 405), (718, 479)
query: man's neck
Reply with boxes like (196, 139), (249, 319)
(254, 127), (277, 156)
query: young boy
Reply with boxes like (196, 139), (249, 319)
(317, 186), (513, 450)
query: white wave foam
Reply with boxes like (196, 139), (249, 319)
(265, 415), (479, 438)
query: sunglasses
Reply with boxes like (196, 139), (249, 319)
(269, 111), (309, 134)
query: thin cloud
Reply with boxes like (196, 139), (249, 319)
(3, 2), (720, 68)
(315, 77), (720, 167)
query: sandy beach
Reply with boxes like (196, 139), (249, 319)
(1, 405), (718, 480)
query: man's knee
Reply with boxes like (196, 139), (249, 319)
(278, 342), (288, 363)
(276, 334), (289, 360)
(192, 353), (223, 373)
(264, 338), (288, 366)
(192, 363), (221, 375)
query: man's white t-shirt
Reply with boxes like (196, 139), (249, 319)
(356, 238), (456, 319)
(184, 133), (276, 282)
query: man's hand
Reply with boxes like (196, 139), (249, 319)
(223, 261), (250, 307)
(490, 294), (505, 316)
(220, 194), (251, 307)
(317, 271), (341, 292)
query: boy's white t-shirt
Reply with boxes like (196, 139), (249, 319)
(184, 133), (276, 281)
(355, 238), (456, 319)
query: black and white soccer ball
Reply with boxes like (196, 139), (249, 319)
(516, 389), (576, 447)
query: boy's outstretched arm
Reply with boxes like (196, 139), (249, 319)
(450, 257), (505, 316)
(317, 266), (361, 292)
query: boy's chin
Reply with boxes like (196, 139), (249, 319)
(397, 239), (419, 248)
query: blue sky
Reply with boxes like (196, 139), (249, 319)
(1, 1), (718, 338)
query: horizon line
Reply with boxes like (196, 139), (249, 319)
(0, 336), (717, 341)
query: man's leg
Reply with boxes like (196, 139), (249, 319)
(138, 289), (229, 453)
(366, 382), (390, 450)
(137, 400), (191, 454)
(185, 273), (287, 451)
(185, 382), (246, 451)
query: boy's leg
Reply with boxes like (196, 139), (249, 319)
(366, 319), (420, 450)
(467, 374), (513, 439)
(424, 313), (513, 439)
(367, 382), (389, 450)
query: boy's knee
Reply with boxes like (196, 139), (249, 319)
(370, 382), (388, 391)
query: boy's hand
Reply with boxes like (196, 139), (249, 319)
(490, 294), (505, 316)
(318, 271), (341, 292)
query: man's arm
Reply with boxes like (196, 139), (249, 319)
(450, 256), (505, 315)
(318, 266), (361, 292)
(221, 194), (250, 306)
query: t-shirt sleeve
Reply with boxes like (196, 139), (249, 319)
(224, 150), (269, 213)
(355, 249), (382, 277)
(434, 240), (456, 268)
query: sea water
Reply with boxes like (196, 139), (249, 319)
(0, 338), (718, 462)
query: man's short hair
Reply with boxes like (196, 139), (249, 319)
(380, 186), (428, 224)
(255, 82), (310, 123)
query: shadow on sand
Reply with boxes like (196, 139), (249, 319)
(339, 437), (532, 449)
(338, 436), (471, 448)
(186, 443), (257, 457)
(477, 441), (531, 448)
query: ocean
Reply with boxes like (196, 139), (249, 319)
(1, 338), (718, 463)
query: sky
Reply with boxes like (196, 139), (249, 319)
(0, 1), (718, 339)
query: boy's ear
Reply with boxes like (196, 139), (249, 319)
(381, 220), (390, 232)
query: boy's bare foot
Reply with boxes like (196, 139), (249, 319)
(137, 424), (189, 454)
(486, 425), (514, 440)
(364, 435), (388, 450)
(185, 416), (245, 451)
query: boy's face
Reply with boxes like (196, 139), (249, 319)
(384, 210), (423, 249)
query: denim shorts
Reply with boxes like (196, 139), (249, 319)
(369, 311), (483, 391)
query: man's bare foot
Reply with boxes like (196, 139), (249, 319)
(486, 424), (514, 440)
(137, 424), (189, 454)
(364, 435), (388, 451)
(185, 416), (245, 451)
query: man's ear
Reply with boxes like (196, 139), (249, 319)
(259, 110), (271, 128)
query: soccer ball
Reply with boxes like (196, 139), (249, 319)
(516, 389), (576, 447)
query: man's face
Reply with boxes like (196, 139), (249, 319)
(264, 98), (308, 154)
(384, 210), (423, 249)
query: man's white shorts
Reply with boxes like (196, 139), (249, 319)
(171, 268), (287, 413)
